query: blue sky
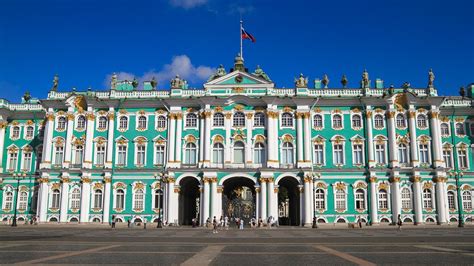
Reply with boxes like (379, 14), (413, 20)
(0, 0), (473, 102)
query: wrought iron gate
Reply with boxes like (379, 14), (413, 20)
(222, 186), (255, 226)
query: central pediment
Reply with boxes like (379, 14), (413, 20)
(204, 70), (273, 89)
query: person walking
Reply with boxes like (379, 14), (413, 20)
(239, 218), (244, 230)
(212, 216), (218, 234)
(224, 216), (229, 230)
(397, 214), (402, 231)
(111, 215), (116, 229)
(358, 216), (362, 229)
(157, 217), (162, 228)
(127, 219), (131, 228)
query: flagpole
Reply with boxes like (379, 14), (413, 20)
(240, 19), (243, 60)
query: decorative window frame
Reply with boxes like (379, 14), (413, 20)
(96, 115), (108, 132)
(75, 114), (87, 132)
(331, 135), (346, 167)
(136, 111), (148, 131)
(314, 182), (328, 213)
(456, 143), (470, 169)
(280, 111), (295, 129)
(20, 145), (33, 172)
(211, 135), (225, 167)
(151, 182), (164, 213)
(352, 181), (368, 212)
(252, 136), (266, 166)
(183, 135), (198, 165)
(48, 183), (62, 210)
(24, 122), (35, 140)
(113, 182), (127, 212)
(71, 136), (85, 166)
(52, 137), (65, 166)
(133, 136), (148, 167)
(91, 182), (104, 212)
(460, 185), (473, 212)
(115, 136), (129, 167)
(440, 122), (450, 137)
(155, 115), (168, 131)
(279, 134), (295, 166)
(350, 135), (365, 167)
(442, 142), (454, 169)
(446, 185), (458, 212)
(2, 185), (14, 211)
(312, 135), (326, 166)
(377, 182), (391, 213)
(396, 136), (411, 166)
(117, 114), (130, 132)
(16, 186), (29, 212)
(373, 113), (385, 130)
(131, 182), (146, 213)
(312, 113), (324, 130)
(68, 186), (81, 212)
(331, 110), (344, 130)
(55, 116), (67, 132)
(395, 112), (407, 130)
(253, 112), (266, 128)
(400, 184), (413, 212)
(6, 145), (19, 172)
(212, 112), (225, 128)
(93, 137), (107, 166)
(416, 112), (429, 130)
(373, 135), (388, 166)
(417, 135), (432, 166)
(350, 112), (363, 131)
(152, 137), (167, 166)
(10, 123), (21, 140)
(185, 112), (199, 129)
(332, 182), (348, 213)
(454, 120), (466, 137)
(421, 181), (436, 211)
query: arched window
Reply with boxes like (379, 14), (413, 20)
(184, 142), (197, 165)
(51, 189), (61, 209)
(281, 113), (293, 127)
(186, 113), (198, 127)
(18, 191), (28, 210)
(212, 143), (224, 165)
(119, 116), (128, 130)
(401, 188), (412, 209)
(447, 191), (456, 210)
(398, 143), (409, 164)
(315, 189), (325, 209)
(281, 142), (294, 165)
(116, 189), (125, 209)
(156, 116), (167, 129)
(253, 142), (265, 164)
(254, 112), (265, 127)
(332, 114), (343, 129)
(137, 115), (147, 129)
(57, 117), (67, 130)
(134, 189), (144, 210)
(423, 189), (433, 209)
(378, 189), (388, 209)
(462, 191), (472, 210)
(98, 116), (108, 130)
(4, 192), (13, 210)
(440, 123), (449, 136)
(154, 189), (163, 209)
(25, 126), (34, 139)
(76, 115), (86, 130)
(11, 126), (20, 139)
(417, 114), (427, 128)
(396, 114), (406, 128)
(352, 115), (362, 128)
(233, 141), (245, 164)
(455, 123), (465, 135)
(233, 112), (245, 127)
(155, 144), (165, 165)
(93, 189), (103, 209)
(335, 189), (346, 210)
(313, 114), (323, 128)
(355, 189), (365, 209)
(374, 115), (384, 128)
(213, 113), (224, 127)
(71, 188), (81, 209)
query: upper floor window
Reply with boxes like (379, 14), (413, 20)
(25, 126), (34, 139)
(156, 116), (167, 129)
(254, 112), (265, 127)
(73, 145), (84, 165)
(355, 189), (365, 209)
(54, 145), (64, 166)
(22, 151), (32, 171)
(352, 114), (362, 128)
(440, 123), (450, 136)
(352, 144), (363, 165)
(253, 142), (265, 164)
(332, 114), (343, 129)
(455, 123), (465, 135)
(443, 148), (453, 168)
(313, 114), (323, 128)
(314, 144), (324, 165)
(96, 145), (105, 166)
(117, 145), (127, 166)
(137, 115), (147, 129)
(374, 114), (384, 129)
(233, 141), (245, 164)
(184, 142), (197, 165)
(119, 116), (128, 130)
(417, 114), (428, 129)
(401, 188), (412, 209)
(8, 149), (18, 171)
(76, 115), (86, 130)
(378, 189), (388, 209)
(398, 143), (409, 164)
(375, 143), (386, 164)
(458, 149), (468, 169)
(98, 116), (108, 130)
(186, 113), (198, 128)
(281, 113), (293, 127)
(11, 126), (20, 139)
(212, 143), (224, 165)
(57, 117), (66, 130)
(419, 143), (430, 164)
(213, 113), (224, 127)
(333, 143), (344, 165)
(396, 114), (406, 128)
(281, 142), (294, 165)
(136, 144), (146, 166)
(233, 112), (245, 127)
(155, 144), (165, 165)
(423, 189), (433, 209)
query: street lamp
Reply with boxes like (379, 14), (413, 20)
(306, 172), (320, 228)
(449, 171), (464, 228)
(11, 172), (27, 227)
(154, 171), (166, 224)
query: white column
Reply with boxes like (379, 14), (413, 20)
(199, 185), (204, 225)
(41, 111), (55, 168)
(105, 110), (115, 168)
(299, 186), (304, 226)
(255, 186), (260, 220)
(267, 177), (277, 220)
(167, 176), (178, 225)
(390, 176), (401, 224)
(83, 112), (95, 169)
(175, 114), (183, 166)
(408, 109), (419, 167)
(38, 176), (49, 222)
(167, 114), (176, 166)
(0, 121), (7, 172)
(430, 109), (443, 167)
(366, 110), (375, 168)
(203, 178), (210, 224)
(387, 110), (398, 168)
(369, 177), (379, 224)
(303, 176), (312, 226)
(63, 111), (75, 167)
(210, 180), (219, 219)
(413, 176), (423, 224)
(59, 176), (70, 223)
(259, 177), (267, 220)
(203, 111), (212, 167)
(266, 109), (279, 168)
(303, 112), (312, 165)
(245, 113), (253, 166)
(224, 113), (231, 165)
(435, 176), (447, 224)
(296, 113), (304, 166)
(199, 114), (205, 167)
(103, 174), (112, 223)
(80, 177), (91, 223)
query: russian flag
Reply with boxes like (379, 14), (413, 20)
(241, 28), (256, 43)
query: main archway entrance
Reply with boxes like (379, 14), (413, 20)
(222, 177), (256, 227)
(278, 176), (301, 226)
(178, 177), (200, 225)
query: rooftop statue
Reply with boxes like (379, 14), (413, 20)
(22, 91), (31, 103)
(132, 77), (139, 89)
(170, 75), (186, 89)
(51, 74), (59, 92)
(208, 64), (227, 81)
(361, 69), (370, 88)
(253, 65), (271, 82)
(111, 73), (117, 90)
(322, 74), (329, 88)
(150, 77), (157, 89)
(341, 74), (348, 88)
(295, 73), (308, 88)
(428, 69), (435, 88)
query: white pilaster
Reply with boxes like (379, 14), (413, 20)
(175, 114), (183, 167)
(408, 109), (419, 167)
(299, 185), (304, 226)
(369, 176), (379, 224)
(80, 176), (91, 223)
(199, 114), (205, 167)
(267, 177), (277, 220)
(167, 175), (178, 225)
(83, 111), (95, 169)
(224, 113), (231, 165)
(103, 174), (112, 223)
(38, 174), (50, 222)
(59, 175), (70, 223)
(303, 177), (312, 226)
(167, 114), (176, 167)
(303, 112), (312, 166)
(63, 110), (74, 168)
(430, 108), (443, 167)
(266, 107), (279, 168)
(296, 113), (304, 166)
(203, 179), (210, 224)
(387, 110), (399, 168)
(210, 180), (218, 219)
(390, 176), (401, 224)
(199, 185), (204, 225)
(0, 120), (6, 172)
(366, 109), (375, 168)
(259, 177), (267, 220)
(435, 175), (447, 224)
(413, 176), (423, 224)
(245, 113), (253, 166)
(105, 110), (114, 168)
(41, 111), (55, 168)
(203, 110), (212, 167)
(255, 186), (260, 220)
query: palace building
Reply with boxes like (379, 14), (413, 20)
(0, 56), (473, 226)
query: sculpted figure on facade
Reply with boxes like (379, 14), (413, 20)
(51, 74), (59, 91)
(111, 73), (117, 90)
(295, 73), (308, 88)
(170, 75), (186, 89)
(208, 64), (227, 81)
(253, 65), (271, 82)
(428, 69), (435, 88)
(361, 69), (370, 88)
(322, 74), (330, 88)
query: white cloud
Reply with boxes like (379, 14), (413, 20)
(105, 55), (215, 89)
(169, 0), (207, 9)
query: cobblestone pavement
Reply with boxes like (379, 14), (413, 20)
(0, 225), (473, 265)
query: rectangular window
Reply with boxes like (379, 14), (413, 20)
(458, 150), (468, 168)
(352, 144), (363, 165)
(375, 144), (385, 164)
(54, 146), (64, 165)
(333, 144), (344, 165)
(155, 145), (165, 165)
(96, 146), (105, 165)
(8, 152), (18, 171)
(419, 144), (430, 164)
(314, 144), (324, 165)
(443, 149), (452, 168)
(136, 145), (145, 165)
(22, 152), (32, 171)
(117, 145), (127, 166)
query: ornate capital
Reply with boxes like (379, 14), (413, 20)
(38, 177), (49, 183)
(389, 176), (401, 183)
(103, 177), (112, 183)
(365, 110), (372, 117)
(67, 113), (75, 121)
(107, 112), (115, 120)
(246, 113), (254, 119)
(369, 176), (377, 183)
(175, 113), (183, 120)
(86, 113), (95, 121)
(225, 112), (232, 119)
(81, 177), (92, 184)
(259, 177), (268, 183)
(430, 111), (439, 119)
(412, 176), (422, 183)
(387, 111), (395, 119)
(408, 111), (416, 119)
(46, 113), (55, 121)
(60, 177), (71, 183)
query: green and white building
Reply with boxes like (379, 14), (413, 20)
(0, 56), (473, 226)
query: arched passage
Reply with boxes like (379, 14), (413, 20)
(179, 177), (200, 225)
(278, 176), (300, 226)
(222, 177), (256, 227)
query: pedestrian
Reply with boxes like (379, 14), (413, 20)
(111, 215), (116, 229)
(144, 219), (147, 230)
(127, 219), (131, 228)
(212, 216), (218, 234)
(397, 214), (402, 231)
(224, 216), (229, 230)
(157, 217), (162, 228)
(220, 216), (224, 228)
(258, 218), (262, 228)
(239, 218), (244, 230)
(206, 217), (211, 228)
(192, 218), (196, 228)
(358, 216), (362, 229)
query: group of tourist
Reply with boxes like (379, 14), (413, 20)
(204, 216), (278, 233)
